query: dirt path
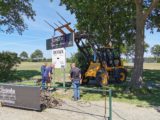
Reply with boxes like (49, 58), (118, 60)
(0, 100), (160, 120)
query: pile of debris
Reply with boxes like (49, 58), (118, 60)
(40, 91), (63, 109)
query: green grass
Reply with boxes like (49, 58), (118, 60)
(9, 62), (160, 107)
(14, 62), (71, 81)
(106, 84), (160, 107)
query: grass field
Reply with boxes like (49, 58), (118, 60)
(15, 62), (160, 85)
(14, 62), (71, 82)
(11, 62), (160, 106)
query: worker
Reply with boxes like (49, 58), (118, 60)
(43, 64), (55, 90)
(41, 63), (47, 90)
(70, 63), (81, 101)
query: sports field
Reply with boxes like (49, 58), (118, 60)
(11, 62), (160, 107)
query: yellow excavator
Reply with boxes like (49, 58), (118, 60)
(84, 47), (127, 86)
(74, 33), (127, 86)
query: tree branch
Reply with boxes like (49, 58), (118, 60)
(143, 0), (160, 21)
(135, 0), (143, 12)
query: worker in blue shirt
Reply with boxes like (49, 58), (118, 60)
(41, 63), (47, 90)
(43, 64), (55, 90)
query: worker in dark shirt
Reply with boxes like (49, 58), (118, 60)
(70, 63), (81, 101)
(41, 63), (47, 90)
(43, 64), (54, 90)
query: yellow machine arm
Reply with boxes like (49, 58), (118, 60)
(85, 62), (101, 77)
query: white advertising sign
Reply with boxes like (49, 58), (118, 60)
(52, 48), (66, 68)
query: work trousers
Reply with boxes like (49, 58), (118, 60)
(72, 80), (80, 100)
(42, 76), (48, 90)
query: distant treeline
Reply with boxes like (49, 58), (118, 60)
(19, 50), (52, 62)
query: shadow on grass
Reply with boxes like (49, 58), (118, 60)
(109, 69), (160, 106)
(57, 68), (160, 106)
(11, 70), (41, 82)
(0, 70), (41, 83)
(54, 81), (106, 100)
(45, 68), (160, 106)
(143, 69), (160, 83)
(53, 107), (105, 119)
(55, 81), (72, 88)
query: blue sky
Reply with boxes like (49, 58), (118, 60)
(0, 0), (77, 58)
(0, 0), (159, 58)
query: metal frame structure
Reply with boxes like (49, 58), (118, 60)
(44, 11), (74, 36)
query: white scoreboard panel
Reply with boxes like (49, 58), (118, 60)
(52, 48), (66, 68)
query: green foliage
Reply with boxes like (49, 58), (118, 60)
(20, 51), (28, 61)
(31, 49), (43, 62)
(0, 51), (21, 82)
(0, 0), (35, 34)
(151, 44), (160, 57)
(121, 44), (135, 57)
(144, 43), (150, 53)
(121, 42), (149, 57)
(157, 58), (160, 63)
(59, 0), (160, 60)
(70, 50), (88, 73)
(145, 1), (160, 32)
(66, 58), (72, 63)
(59, 0), (160, 56)
(60, 0), (136, 46)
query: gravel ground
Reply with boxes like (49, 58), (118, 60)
(0, 100), (160, 120)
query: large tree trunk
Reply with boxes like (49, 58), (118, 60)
(131, 5), (145, 88)
(131, 0), (159, 88)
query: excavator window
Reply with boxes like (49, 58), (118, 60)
(105, 49), (113, 67)
(112, 49), (121, 66)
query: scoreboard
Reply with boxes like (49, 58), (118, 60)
(46, 33), (74, 50)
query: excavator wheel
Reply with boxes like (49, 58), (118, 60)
(96, 70), (109, 86)
(100, 73), (109, 86)
(82, 77), (90, 85)
(116, 68), (127, 83)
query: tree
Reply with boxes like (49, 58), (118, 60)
(20, 51), (28, 61)
(60, 0), (135, 45)
(70, 50), (89, 79)
(151, 44), (160, 57)
(0, 0), (35, 34)
(121, 43), (149, 61)
(0, 51), (21, 82)
(121, 44), (135, 62)
(131, 0), (160, 87)
(31, 49), (43, 61)
(60, 0), (160, 88)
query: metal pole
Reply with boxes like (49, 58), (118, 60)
(64, 67), (66, 91)
(109, 89), (112, 120)
(105, 89), (107, 120)
(62, 66), (66, 92)
(53, 67), (55, 86)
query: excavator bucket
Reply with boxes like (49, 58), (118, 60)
(85, 62), (101, 78)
